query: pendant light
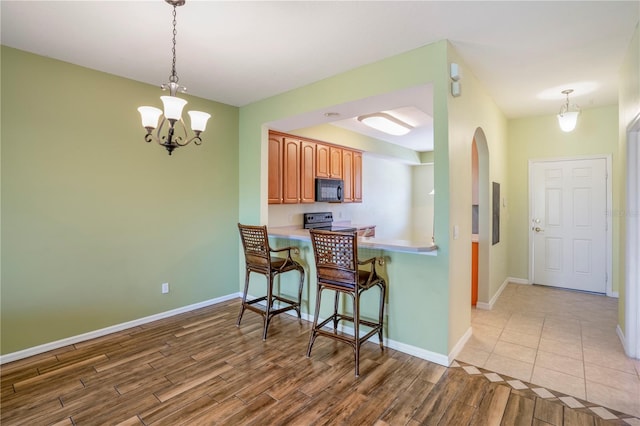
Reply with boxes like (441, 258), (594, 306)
(557, 89), (580, 132)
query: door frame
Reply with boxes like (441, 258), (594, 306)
(527, 155), (613, 296)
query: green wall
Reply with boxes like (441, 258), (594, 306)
(506, 105), (620, 291)
(617, 23), (640, 332)
(1, 46), (240, 355)
(239, 40), (511, 357)
(445, 44), (509, 346)
(239, 41), (454, 355)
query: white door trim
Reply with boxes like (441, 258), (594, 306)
(528, 155), (613, 296)
(625, 113), (640, 358)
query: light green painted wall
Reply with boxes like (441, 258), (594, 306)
(240, 40), (511, 356)
(617, 23), (640, 332)
(506, 105), (619, 289)
(446, 44), (509, 347)
(240, 41), (454, 355)
(0, 46), (240, 354)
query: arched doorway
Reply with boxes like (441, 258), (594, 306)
(472, 128), (490, 305)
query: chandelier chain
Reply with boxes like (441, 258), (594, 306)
(170, 5), (178, 83)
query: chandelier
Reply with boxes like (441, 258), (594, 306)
(137, 0), (211, 155)
(557, 89), (580, 132)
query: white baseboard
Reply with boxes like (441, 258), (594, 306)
(4, 292), (453, 368)
(0, 293), (242, 365)
(448, 327), (472, 365)
(476, 278), (510, 310)
(508, 277), (530, 285)
(292, 310), (450, 366)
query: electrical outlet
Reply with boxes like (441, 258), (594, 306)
(162, 282), (169, 294)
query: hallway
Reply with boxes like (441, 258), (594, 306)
(457, 283), (640, 418)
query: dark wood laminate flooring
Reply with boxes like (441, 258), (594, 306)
(1, 299), (637, 425)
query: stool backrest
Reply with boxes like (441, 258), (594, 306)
(238, 224), (271, 272)
(309, 229), (358, 286)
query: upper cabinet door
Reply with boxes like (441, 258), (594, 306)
(353, 151), (362, 202)
(300, 141), (316, 203)
(342, 149), (353, 203)
(329, 146), (343, 179)
(316, 143), (330, 178)
(282, 137), (300, 203)
(268, 134), (284, 204)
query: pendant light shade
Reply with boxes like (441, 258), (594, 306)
(188, 111), (212, 132)
(557, 110), (579, 132)
(138, 106), (163, 129)
(160, 96), (187, 121)
(557, 89), (580, 132)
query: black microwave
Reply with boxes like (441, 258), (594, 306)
(315, 178), (344, 203)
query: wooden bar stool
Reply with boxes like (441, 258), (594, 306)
(237, 223), (305, 340)
(306, 229), (386, 376)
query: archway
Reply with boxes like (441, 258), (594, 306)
(472, 128), (491, 305)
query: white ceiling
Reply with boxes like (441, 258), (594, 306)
(1, 1), (638, 152)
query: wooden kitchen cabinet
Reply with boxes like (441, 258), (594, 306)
(282, 137), (300, 204)
(300, 140), (316, 203)
(268, 133), (284, 204)
(342, 149), (353, 202)
(341, 149), (362, 203)
(353, 151), (362, 202)
(316, 143), (330, 178)
(268, 130), (363, 204)
(329, 146), (343, 179)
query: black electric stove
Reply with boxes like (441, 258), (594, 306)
(303, 212), (356, 232)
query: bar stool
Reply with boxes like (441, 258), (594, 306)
(306, 229), (386, 376)
(237, 223), (305, 340)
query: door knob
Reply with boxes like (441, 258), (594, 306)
(532, 226), (544, 233)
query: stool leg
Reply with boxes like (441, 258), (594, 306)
(237, 269), (251, 326)
(262, 273), (275, 341)
(353, 291), (360, 377)
(296, 266), (304, 319)
(306, 285), (323, 357)
(378, 282), (386, 349)
(333, 291), (340, 331)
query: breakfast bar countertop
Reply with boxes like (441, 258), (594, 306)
(268, 225), (438, 255)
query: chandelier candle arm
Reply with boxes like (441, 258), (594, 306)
(136, 0), (211, 155)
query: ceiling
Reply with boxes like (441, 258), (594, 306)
(1, 1), (638, 152)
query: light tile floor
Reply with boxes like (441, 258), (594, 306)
(457, 283), (640, 418)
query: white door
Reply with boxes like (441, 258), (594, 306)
(531, 158), (607, 293)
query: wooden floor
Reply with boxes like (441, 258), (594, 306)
(1, 299), (636, 425)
